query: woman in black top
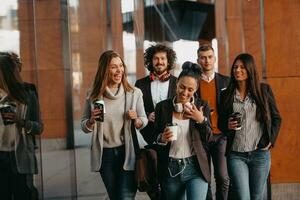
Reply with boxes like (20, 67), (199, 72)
(154, 61), (212, 200)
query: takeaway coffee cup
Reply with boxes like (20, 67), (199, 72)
(93, 100), (105, 122)
(230, 112), (242, 130)
(0, 103), (17, 125)
(166, 123), (178, 141)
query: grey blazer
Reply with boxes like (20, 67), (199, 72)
(81, 87), (148, 172)
(15, 87), (43, 174)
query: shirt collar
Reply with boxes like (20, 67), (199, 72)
(201, 72), (215, 82)
(234, 89), (251, 102)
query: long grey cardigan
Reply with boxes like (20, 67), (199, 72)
(0, 88), (43, 174)
(81, 87), (148, 171)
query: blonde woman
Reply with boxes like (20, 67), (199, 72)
(81, 50), (147, 200)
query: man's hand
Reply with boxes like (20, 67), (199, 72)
(148, 112), (155, 122)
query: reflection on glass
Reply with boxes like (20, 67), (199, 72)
(0, 0), (19, 53)
(123, 31), (136, 84)
(122, 0), (216, 79)
(173, 39), (199, 75)
(121, 0), (134, 13)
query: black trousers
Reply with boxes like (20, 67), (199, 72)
(206, 134), (230, 200)
(0, 151), (37, 200)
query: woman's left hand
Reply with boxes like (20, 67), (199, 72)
(127, 109), (137, 119)
(127, 109), (143, 129)
(1, 112), (18, 123)
(183, 104), (205, 123)
(260, 142), (272, 151)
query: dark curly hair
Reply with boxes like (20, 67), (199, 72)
(144, 44), (177, 72)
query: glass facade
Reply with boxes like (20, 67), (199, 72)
(3, 0), (298, 200)
(0, 0), (215, 199)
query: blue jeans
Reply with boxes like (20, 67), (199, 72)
(161, 156), (208, 200)
(100, 145), (136, 200)
(227, 150), (271, 200)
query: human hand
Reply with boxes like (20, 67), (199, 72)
(1, 112), (17, 124)
(160, 127), (174, 143)
(148, 112), (155, 122)
(184, 104), (205, 123)
(127, 109), (137, 120)
(228, 117), (239, 130)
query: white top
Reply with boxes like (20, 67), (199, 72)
(169, 117), (194, 158)
(151, 79), (169, 108)
(0, 90), (21, 151)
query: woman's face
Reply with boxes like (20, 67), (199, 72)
(107, 57), (124, 88)
(233, 59), (248, 82)
(176, 76), (197, 104)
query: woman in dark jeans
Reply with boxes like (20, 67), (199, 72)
(81, 50), (147, 200)
(154, 61), (212, 200)
(0, 53), (43, 200)
(218, 53), (281, 200)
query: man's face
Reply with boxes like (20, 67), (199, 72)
(152, 51), (168, 75)
(197, 49), (216, 73)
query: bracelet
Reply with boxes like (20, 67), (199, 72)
(196, 117), (207, 124)
(156, 133), (168, 146)
(25, 121), (33, 134)
(87, 118), (95, 126)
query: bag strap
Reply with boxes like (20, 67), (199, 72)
(131, 119), (141, 159)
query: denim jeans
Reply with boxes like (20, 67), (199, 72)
(100, 145), (137, 200)
(161, 156), (208, 200)
(227, 150), (271, 200)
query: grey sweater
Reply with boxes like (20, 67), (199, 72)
(81, 86), (148, 171)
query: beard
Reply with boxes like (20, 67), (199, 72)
(154, 65), (168, 75)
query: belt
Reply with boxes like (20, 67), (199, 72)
(168, 155), (197, 164)
(103, 145), (125, 155)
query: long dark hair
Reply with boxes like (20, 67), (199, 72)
(0, 53), (27, 104)
(144, 44), (177, 72)
(90, 50), (134, 100)
(223, 53), (268, 121)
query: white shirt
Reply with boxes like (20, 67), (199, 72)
(151, 79), (169, 108)
(201, 72), (215, 83)
(169, 117), (194, 158)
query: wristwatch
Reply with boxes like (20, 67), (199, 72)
(195, 117), (207, 124)
(19, 119), (32, 133)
